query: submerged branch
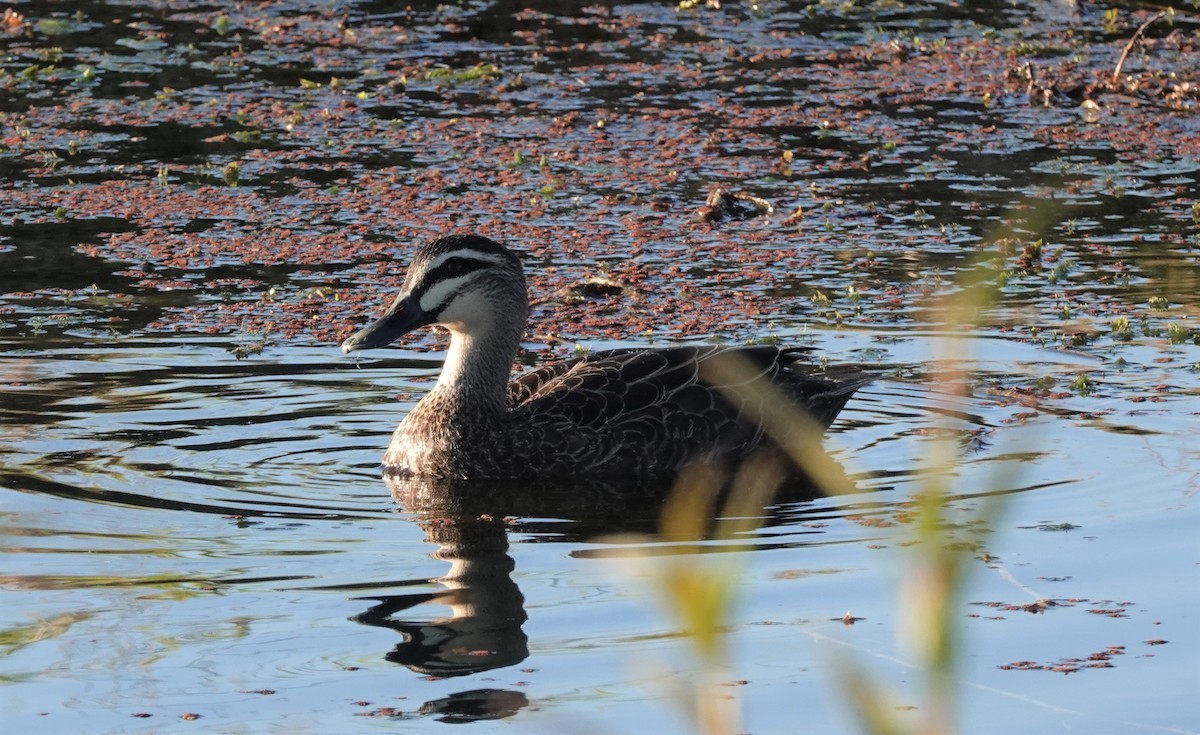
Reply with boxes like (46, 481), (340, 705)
(1111, 11), (1166, 85)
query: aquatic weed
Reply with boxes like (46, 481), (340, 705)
(38, 149), (61, 169)
(847, 284), (861, 311)
(1110, 316), (1132, 341)
(1070, 372), (1094, 396)
(1166, 322), (1189, 345)
(1140, 316), (1159, 337)
(230, 129), (262, 144)
(1103, 8), (1120, 33)
(425, 62), (499, 87)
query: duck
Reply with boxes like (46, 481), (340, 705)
(341, 234), (869, 481)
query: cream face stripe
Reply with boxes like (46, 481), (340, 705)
(412, 248), (512, 314)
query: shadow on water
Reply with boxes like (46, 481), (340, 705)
(0, 218), (140, 293)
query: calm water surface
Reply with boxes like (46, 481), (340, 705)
(2, 0), (1199, 733)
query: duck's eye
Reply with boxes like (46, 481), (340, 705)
(443, 259), (468, 276)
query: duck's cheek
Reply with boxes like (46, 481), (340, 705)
(433, 290), (499, 333)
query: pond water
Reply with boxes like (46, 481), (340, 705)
(2, 1), (1198, 734)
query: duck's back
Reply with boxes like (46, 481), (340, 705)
(502, 345), (867, 478)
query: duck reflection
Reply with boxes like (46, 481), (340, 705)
(350, 473), (676, 683)
(417, 688), (530, 723)
(351, 513), (528, 678)
(350, 463), (834, 722)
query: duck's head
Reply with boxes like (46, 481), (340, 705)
(341, 235), (528, 354)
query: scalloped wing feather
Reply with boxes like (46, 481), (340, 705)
(500, 346), (862, 475)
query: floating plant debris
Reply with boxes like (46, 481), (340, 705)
(0, 1), (1194, 387)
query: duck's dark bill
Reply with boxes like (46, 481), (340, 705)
(342, 293), (430, 353)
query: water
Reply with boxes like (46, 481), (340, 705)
(3, 332), (1195, 733)
(3, 1), (1199, 733)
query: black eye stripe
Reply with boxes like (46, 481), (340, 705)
(412, 256), (492, 303)
(430, 256), (487, 280)
(441, 257), (474, 275)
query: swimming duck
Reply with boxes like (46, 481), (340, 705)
(342, 235), (868, 480)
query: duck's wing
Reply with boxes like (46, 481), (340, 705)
(508, 346), (704, 424)
(774, 360), (873, 428)
(505, 355), (590, 408)
(508, 345), (858, 429)
(505, 345), (870, 475)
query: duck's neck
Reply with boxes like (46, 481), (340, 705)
(428, 326), (519, 419)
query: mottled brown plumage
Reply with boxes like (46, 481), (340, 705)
(342, 235), (868, 480)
